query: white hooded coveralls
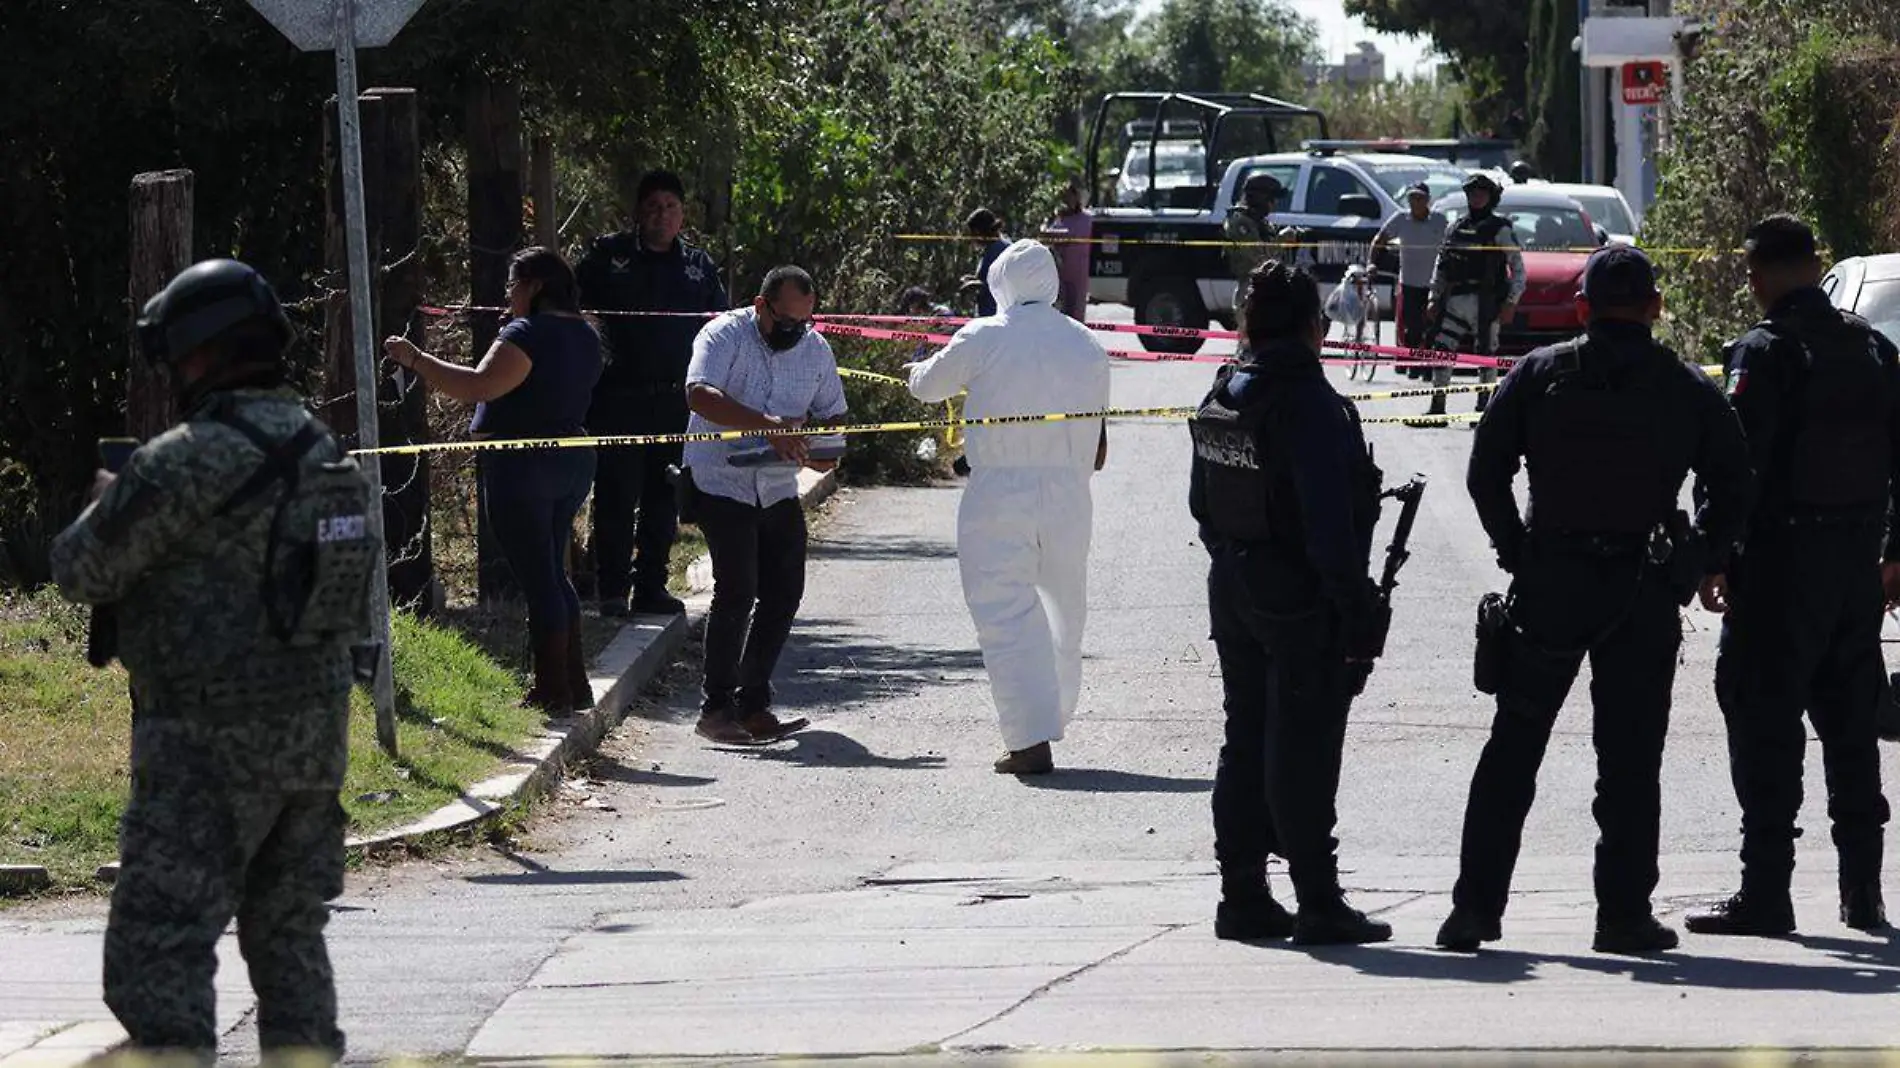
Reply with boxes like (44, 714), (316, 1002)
(908, 240), (1112, 751)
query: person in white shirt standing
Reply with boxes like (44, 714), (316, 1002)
(684, 266), (847, 746)
(907, 240), (1111, 775)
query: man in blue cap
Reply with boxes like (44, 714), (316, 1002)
(1437, 245), (1755, 955)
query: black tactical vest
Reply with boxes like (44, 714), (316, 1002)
(1760, 310), (1896, 509)
(1189, 364), (1275, 542)
(1439, 213), (1510, 302)
(1524, 337), (1679, 533)
(1189, 363), (1383, 547)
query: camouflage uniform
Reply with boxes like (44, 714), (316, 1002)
(51, 387), (363, 1063)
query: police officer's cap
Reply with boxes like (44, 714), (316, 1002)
(1243, 173), (1285, 197)
(1405, 182), (1431, 199)
(1581, 245), (1661, 305)
(1744, 214), (1819, 266)
(136, 259), (292, 367)
(1462, 172), (1503, 195)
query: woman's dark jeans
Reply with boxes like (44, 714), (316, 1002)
(481, 448), (596, 637)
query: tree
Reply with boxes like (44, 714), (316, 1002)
(1127, 0), (1321, 98)
(1523, 0), (1580, 179)
(1343, 0), (1530, 134)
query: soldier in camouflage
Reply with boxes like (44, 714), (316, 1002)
(51, 260), (378, 1066)
(1225, 173), (1311, 360)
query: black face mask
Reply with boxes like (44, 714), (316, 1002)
(765, 316), (809, 351)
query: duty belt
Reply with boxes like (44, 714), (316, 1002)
(1775, 507), (1884, 529)
(1529, 528), (1651, 557)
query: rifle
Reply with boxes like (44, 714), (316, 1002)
(85, 437), (139, 669)
(1364, 475), (1428, 660)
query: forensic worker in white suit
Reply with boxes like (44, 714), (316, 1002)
(907, 239), (1112, 775)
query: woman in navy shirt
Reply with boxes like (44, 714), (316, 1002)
(385, 247), (603, 713)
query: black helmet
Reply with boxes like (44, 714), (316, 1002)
(136, 259), (292, 367)
(1243, 172), (1285, 198)
(1462, 172), (1503, 196)
(1508, 160), (1536, 183)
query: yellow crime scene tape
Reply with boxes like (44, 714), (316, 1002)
(352, 396), (1487, 459)
(836, 365), (964, 449)
(895, 232), (1749, 256)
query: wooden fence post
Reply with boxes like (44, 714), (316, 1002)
(127, 170), (194, 441)
(367, 87), (436, 615)
(468, 82), (524, 604)
(531, 134), (558, 250)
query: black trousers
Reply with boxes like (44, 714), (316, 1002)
(1716, 521), (1890, 892)
(1398, 283), (1430, 349)
(699, 493), (808, 712)
(1453, 542), (1680, 923)
(483, 449), (594, 637)
(1207, 544), (1356, 906)
(590, 388), (687, 602)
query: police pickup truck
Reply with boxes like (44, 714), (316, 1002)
(1090, 150), (1471, 353)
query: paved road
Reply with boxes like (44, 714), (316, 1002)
(6, 311), (1899, 1062)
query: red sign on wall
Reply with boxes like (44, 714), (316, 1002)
(1622, 61), (1668, 105)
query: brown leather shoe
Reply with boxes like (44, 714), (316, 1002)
(741, 708), (810, 742)
(993, 742), (1054, 775)
(695, 712), (763, 746)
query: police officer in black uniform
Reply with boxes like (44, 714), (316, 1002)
(1437, 246), (1754, 955)
(577, 170), (729, 617)
(1687, 214), (1899, 937)
(1192, 260), (1392, 947)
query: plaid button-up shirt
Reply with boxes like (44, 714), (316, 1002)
(684, 309), (848, 507)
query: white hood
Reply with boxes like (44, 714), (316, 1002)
(985, 239), (1061, 310)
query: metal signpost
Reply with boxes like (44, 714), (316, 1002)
(245, 0), (428, 755)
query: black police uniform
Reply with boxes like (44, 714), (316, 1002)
(576, 234), (728, 609)
(1706, 286), (1899, 924)
(1453, 318), (1752, 941)
(1191, 337), (1390, 943)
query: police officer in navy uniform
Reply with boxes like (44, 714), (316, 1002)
(1191, 260), (1392, 947)
(1688, 214), (1899, 937)
(1437, 246), (1754, 955)
(577, 170), (729, 617)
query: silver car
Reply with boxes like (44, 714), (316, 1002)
(1821, 253), (1900, 348)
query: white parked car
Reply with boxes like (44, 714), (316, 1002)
(1542, 182), (1641, 245)
(1822, 253), (1900, 347)
(1114, 141), (1208, 208)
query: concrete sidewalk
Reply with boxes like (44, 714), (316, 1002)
(466, 855), (1900, 1059)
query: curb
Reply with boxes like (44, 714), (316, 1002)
(344, 611), (690, 856)
(0, 866), (50, 897)
(344, 466), (838, 856)
(88, 467), (841, 877)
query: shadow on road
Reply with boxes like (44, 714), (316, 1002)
(739, 728), (947, 770)
(584, 762), (718, 789)
(464, 869), (688, 887)
(1262, 939), (1900, 994)
(809, 535), (959, 563)
(776, 616), (988, 710)
(1019, 768), (1215, 793)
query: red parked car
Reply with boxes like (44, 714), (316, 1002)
(1432, 185), (1607, 357)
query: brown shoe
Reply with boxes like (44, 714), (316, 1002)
(695, 711), (763, 746)
(741, 708), (810, 742)
(993, 742), (1053, 775)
